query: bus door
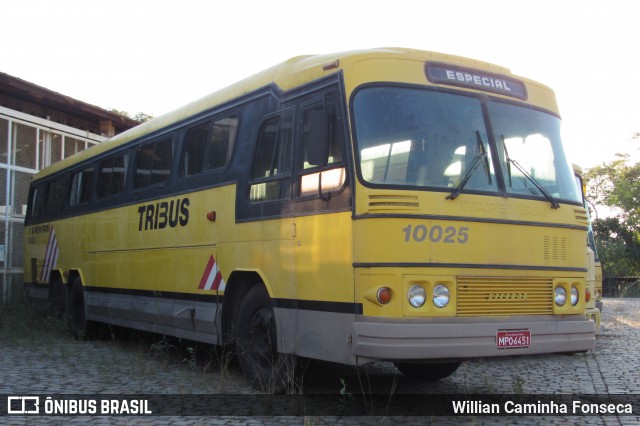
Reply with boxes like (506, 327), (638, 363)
(291, 93), (355, 364)
(242, 110), (297, 347)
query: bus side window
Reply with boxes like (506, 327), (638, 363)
(29, 185), (45, 218)
(183, 123), (208, 176)
(299, 104), (346, 197)
(182, 115), (238, 176)
(208, 116), (238, 170)
(249, 115), (293, 202)
(69, 167), (94, 207)
(97, 154), (128, 199)
(134, 137), (174, 189)
(46, 177), (67, 213)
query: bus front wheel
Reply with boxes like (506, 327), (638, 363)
(236, 284), (293, 393)
(395, 361), (461, 381)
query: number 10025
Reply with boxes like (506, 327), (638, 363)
(402, 224), (469, 244)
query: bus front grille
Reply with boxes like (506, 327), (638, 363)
(456, 277), (553, 316)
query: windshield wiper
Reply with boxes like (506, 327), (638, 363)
(502, 135), (560, 209)
(447, 131), (492, 201)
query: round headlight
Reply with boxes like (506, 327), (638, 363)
(433, 284), (450, 308)
(554, 286), (567, 306)
(570, 286), (579, 306)
(408, 285), (426, 308)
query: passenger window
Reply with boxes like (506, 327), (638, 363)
(69, 167), (94, 206)
(301, 105), (343, 169)
(299, 104), (346, 197)
(29, 185), (45, 218)
(134, 137), (173, 188)
(182, 115), (238, 176)
(249, 115), (293, 202)
(46, 177), (66, 213)
(97, 154), (128, 199)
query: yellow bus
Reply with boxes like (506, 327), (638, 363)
(573, 164), (603, 330)
(24, 48), (595, 390)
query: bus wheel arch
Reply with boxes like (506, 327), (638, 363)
(235, 283), (293, 393)
(66, 269), (86, 289)
(221, 270), (265, 345)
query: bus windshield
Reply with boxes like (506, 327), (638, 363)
(353, 86), (581, 205)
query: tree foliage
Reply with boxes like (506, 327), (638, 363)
(107, 108), (154, 124)
(585, 153), (640, 276)
(132, 112), (154, 123)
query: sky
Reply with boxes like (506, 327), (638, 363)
(2, 0), (639, 168)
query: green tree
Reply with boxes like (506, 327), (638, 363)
(107, 108), (154, 123)
(586, 153), (640, 276)
(132, 112), (154, 123)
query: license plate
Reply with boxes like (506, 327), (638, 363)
(496, 329), (531, 349)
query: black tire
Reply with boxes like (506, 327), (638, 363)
(395, 361), (461, 381)
(48, 276), (67, 320)
(68, 278), (90, 340)
(236, 285), (295, 393)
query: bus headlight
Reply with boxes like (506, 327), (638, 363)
(408, 285), (426, 308)
(554, 286), (567, 306)
(433, 284), (450, 308)
(570, 285), (579, 306)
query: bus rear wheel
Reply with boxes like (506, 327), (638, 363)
(236, 285), (293, 393)
(68, 278), (90, 340)
(48, 277), (67, 320)
(395, 361), (461, 381)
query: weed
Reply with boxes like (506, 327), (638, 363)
(339, 378), (356, 402)
(0, 299), (67, 344)
(481, 372), (497, 393)
(183, 346), (197, 370)
(149, 336), (175, 355)
(513, 375), (524, 394)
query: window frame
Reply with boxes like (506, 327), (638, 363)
(180, 113), (239, 179)
(295, 99), (348, 201)
(96, 153), (129, 200)
(68, 166), (95, 207)
(45, 176), (67, 214)
(133, 136), (175, 190)
(248, 111), (294, 204)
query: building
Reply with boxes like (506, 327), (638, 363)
(0, 72), (139, 302)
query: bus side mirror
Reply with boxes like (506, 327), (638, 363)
(308, 110), (330, 166)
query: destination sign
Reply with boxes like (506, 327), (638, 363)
(426, 62), (527, 99)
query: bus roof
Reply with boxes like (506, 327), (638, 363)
(33, 47), (552, 181)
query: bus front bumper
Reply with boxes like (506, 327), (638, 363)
(352, 318), (596, 361)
